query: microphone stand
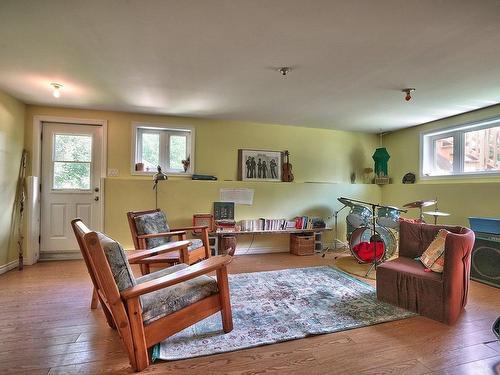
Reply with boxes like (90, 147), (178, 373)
(322, 204), (349, 257)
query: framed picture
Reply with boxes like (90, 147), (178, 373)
(238, 149), (282, 181)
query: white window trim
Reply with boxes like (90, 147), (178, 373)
(420, 116), (500, 180)
(131, 122), (195, 176)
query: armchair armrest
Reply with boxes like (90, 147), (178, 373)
(121, 255), (232, 300)
(136, 230), (186, 240)
(127, 240), (191, 263)
(171, 225), (208, 232)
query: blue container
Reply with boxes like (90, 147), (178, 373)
(468, 217), (500, 235)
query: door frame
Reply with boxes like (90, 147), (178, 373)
(29, 115), (107, 261)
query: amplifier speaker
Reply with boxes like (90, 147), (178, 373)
(470, 235), (500, 288)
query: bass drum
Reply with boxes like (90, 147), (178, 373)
(349, 226), (397, 262)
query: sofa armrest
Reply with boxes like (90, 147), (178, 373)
(442, 229), (475, 324)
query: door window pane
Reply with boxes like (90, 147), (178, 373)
(169, 135), (187, 170)
(53, 162), (91, 190)
(433, 136), (454, 175)
(54, 134), (92, 162)
(141, 132), (160, 171)
(464, 126), (500, 172)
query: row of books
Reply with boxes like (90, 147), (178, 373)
(239, 218), (296, 232)
(238, 217), (326, 231)
(295, 216), (326, 230)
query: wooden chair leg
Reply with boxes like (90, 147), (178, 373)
(127, 298), (150, 371)
(90, 288), (99, 309)
(216, 266), (233, 333)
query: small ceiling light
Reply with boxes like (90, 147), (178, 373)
(51, 83), (63, 98)
(402, 88), (415, 101)
(278, 67), (291, 76)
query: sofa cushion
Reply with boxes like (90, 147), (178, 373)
(134, 211), (171, 249)
(139, 265), (218, 325)
(420, 229), (448, 273)
(97, 232), (136, 291)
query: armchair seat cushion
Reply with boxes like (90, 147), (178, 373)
(188, 238), (204, 251)
(377, 257), (444, 321)
(139, 264), (219, 324)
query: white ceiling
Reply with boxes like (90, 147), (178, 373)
(1, 0), (500, 132)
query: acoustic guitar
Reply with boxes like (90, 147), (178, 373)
(282, 150), (294, 182)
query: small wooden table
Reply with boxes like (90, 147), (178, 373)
(213, 228), (332, 254)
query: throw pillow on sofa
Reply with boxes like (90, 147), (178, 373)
(419, 229), (449, 273)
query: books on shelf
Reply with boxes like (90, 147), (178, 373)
(294, 216), (326, 230)
(239, 218), (287, 231)
(237, 217), (325, 232)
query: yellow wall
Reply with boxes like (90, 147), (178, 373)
(25, 106), (380, 251)
(382, 104), (500, 227)
(0, 90), (25, 268)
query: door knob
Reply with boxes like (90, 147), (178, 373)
(94, 187), (100, 192)
(94, 196), (99, 201)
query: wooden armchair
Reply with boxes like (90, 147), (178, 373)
(71, 219), (233, 372)
(127, 209), (211, 274)
(71, 219), (191, 311)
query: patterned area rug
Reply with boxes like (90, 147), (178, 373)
(153, 266), (415, 361)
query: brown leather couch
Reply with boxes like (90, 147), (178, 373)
(376, 221), (475, 325)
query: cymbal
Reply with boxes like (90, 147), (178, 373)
(338, 197), (354, 207)
(403, 199), (437, 209)
(423, 211), (450, 217)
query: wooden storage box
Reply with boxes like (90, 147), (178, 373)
(290, 233), (315, 256)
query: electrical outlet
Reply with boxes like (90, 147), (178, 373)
(107, 168), (119, 177)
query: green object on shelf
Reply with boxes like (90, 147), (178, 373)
(372, 147), (390, 177)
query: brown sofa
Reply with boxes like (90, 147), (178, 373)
(376, 221), (475, 325)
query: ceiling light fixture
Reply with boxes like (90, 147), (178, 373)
(402, 88), (415, 101)
(51, 83), (63, 98)
(278, 67), (291, 76)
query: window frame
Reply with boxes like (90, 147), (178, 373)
(131, 122), (195, 176)
(51, 132), (93, 191)
(420, 116), (500, 179)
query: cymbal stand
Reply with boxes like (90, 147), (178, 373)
(322, 204), (349, 257)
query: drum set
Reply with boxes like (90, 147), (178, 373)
(325, 197), (450, 276)
(338, 197), (405, 274)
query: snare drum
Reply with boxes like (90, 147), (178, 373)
(376, 206), (400, 229)
(346, 204), (372, 228)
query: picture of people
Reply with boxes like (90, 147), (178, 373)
(238, 149), (282, 181)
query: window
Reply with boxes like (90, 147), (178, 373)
(421, 117), (500, 177)
(132, 123), (194, 175)
(52, 134), (92, 190)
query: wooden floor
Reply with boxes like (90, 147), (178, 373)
(0, 252), (499, 375)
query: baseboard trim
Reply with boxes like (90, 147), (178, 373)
(39, 251), (83, 261)
(0, 259), (20, 275)
(234, 246), (288, 256)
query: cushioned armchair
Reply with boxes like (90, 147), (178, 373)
(127, 209), (211, 274)
(72, 219), (233, 372)
(376, 221), (475, 325)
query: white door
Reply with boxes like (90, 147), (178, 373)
(41, 123), (103, 254)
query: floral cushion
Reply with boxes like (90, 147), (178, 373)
(188, 238), (204, 251)
(134, 211), (171, 249)
(97, 232), (136, 291)
(139, 264), (219, 325)
(419, 229), (448, 273)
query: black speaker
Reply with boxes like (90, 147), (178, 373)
(470, 233), (500, 288)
